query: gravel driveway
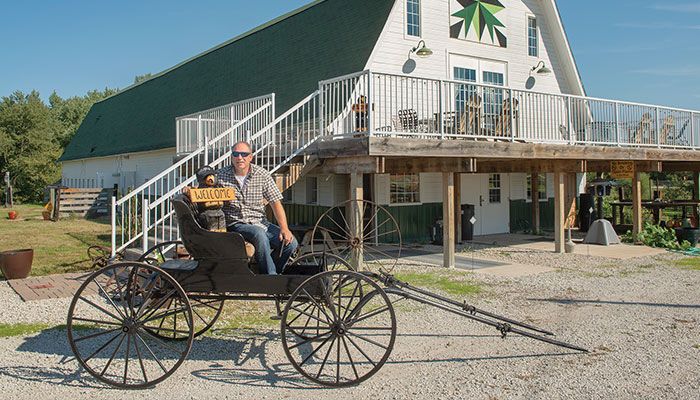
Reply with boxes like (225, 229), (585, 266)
(0, 250), (698, 399)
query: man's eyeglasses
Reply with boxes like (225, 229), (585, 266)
(232, 151), (251, 158)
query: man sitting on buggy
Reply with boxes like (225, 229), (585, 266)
(188, 141), (297, 274)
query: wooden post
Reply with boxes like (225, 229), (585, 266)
(554, 172), (565, 253)
(694, 173), (699, 227)
(531, 173), (540, 234)
(442, 172), (455, 268)
(454, 172), (462, 244)
(349, 173), (364, 270)
(566, 173), (577, 228)
(632, 171), (642, 240)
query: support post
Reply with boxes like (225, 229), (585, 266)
(693, 173), (699, 226)
(554, 172), (565, 253)
(566, 173), (578, 229)
(531, 173), (540, 234)
(454, 172), (462, 244)
(348, 173), (364, 270)
(111, 196), (117, 257)
(632, 171), (642, 240)
(442, 173), (455, 268)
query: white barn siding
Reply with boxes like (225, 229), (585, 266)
(366, 0), (579, 95)
(61, 148), (175, 190)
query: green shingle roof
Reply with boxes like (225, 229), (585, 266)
(60, 0), (395, 161)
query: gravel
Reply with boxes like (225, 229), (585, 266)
(0, 248), (699, 399)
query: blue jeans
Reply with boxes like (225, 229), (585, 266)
(228, 223), (298, 275)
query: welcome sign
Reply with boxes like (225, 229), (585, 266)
(189, 187), (236, 203)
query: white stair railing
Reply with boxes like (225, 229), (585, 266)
(248, 90), (321, 174)
(111, 94), (275, 256)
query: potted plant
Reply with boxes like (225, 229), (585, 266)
(7, 210), (17, 220)
(0, 249), (33, 279)
(675, 219), (700, 247)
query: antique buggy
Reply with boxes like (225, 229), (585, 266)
(67, 196), (586, 389)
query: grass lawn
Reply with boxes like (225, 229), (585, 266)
(673, 257), (700, 271)
(394, 270), (483, 296)
(0, 204), (111, 277)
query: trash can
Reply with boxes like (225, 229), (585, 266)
(461, 204), (475, 241)
(579, 193), (594, 232)
(431, 219), (443, 245)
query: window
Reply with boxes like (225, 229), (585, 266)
(454, 67), (477, 112)
(306, 177), (318, 205)
(528, 17), (538, 57)
(390, 173), (420, 204)
(482, 71), (504, 129)
(406, 0), (421, 37)
(489, 174), (501, 203)
(526, 175), (547, 201)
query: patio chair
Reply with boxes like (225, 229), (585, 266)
(458, 95), (482, 135)
(396, 109), (419, 132)
(633, 112), (654, 144)
(495, 98), (519, 138)
(658, 115), (675, 145)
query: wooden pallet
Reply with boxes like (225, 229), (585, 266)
(59, 188), (111, 218)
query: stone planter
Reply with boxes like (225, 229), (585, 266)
(675, 228), (700, 247)
(0, 249), (33, 279)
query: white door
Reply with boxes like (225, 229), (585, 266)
(461, 173), (510, 236)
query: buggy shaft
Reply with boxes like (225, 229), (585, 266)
(382, 274), (555, 336)
(383, 287), (588, 353)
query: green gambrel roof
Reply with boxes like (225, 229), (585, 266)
(60, 0), (395, 161)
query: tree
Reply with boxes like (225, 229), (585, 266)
(0, 91), (62, 202)
(134, 73), (153, 84)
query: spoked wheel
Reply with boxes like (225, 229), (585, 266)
(67, 262), (194, 388)
(138, 242), (224, 339)
(145, 295), (224, 340)
(310, 200), (402, 274)
(138, 240), (187, 266)
(284, 253), (359, 340)
(281, 270), (396, 387)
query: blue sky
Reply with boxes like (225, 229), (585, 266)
(0, 0), (698, 109)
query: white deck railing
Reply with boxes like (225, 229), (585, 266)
(324, 71), (700, 149)
(111, 95), (275, 255)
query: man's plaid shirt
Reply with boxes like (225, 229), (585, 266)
(215, 164), (283, 227)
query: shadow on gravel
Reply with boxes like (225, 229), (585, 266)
(529, 298), (700, 309)
(0, 365), (108, 390)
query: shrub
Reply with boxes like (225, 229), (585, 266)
(621, 222), (691, 251)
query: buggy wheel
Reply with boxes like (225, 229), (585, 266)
(310, 200), (402, 274)
(282, 270), (396, 387)
(138, 240), (187, 266)
(67, 262), (193, 389)
(145, 296), (224, 340)
(284, 253), (359, 340)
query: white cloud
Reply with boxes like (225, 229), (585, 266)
(651, 4), (700, 13)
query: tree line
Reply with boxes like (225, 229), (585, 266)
(0, 76), (152, 203)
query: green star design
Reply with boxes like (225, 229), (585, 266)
(452, 0), (505, 42)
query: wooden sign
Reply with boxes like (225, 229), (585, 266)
(610, 161), (634, 179)
(189, 187), (235, 203)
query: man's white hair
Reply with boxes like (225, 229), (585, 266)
(231, 141), (252, 152)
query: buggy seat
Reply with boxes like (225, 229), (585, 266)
(172, 195), (256, 269)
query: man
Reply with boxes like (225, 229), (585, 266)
(213, 141), (297, 274)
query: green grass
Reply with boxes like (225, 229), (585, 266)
(394, 271), (482, 296)
(673, 257), (700, 271)
(0, 323), (52, 338)
(0, 204), (111, 277)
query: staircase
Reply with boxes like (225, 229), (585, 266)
(111, 89), (325, 256)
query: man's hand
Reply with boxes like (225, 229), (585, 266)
(279, 227), (294, 246)
(183, 186), (191, 195)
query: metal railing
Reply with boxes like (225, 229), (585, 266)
(176, 94), (275, 154)
(112, 95), (275, 255)
(323, 71), (700, 149)
(250, 90), (321, 173)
